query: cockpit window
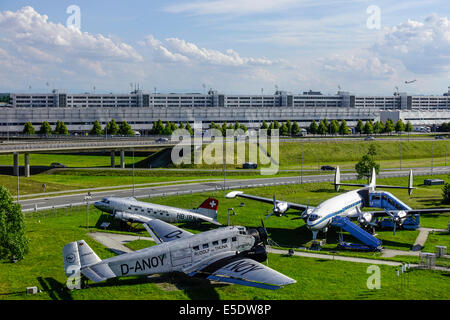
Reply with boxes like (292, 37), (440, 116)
(102, 198), (110, 204)
(308, 214), (320, 222)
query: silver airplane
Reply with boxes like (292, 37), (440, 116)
(94, 196), (221, 225)
(63, 218), (296, 290)
(226, 167), (450, 243)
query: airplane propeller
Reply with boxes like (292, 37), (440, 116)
(264, 195), (289, 219)
(384, 209), (403, 235)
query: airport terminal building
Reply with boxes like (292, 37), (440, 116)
(1, 87), (450, 134)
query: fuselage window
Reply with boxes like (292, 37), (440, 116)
(193, 246), (199, 251)
(221, 239), (227, 244)
(212, 241), (219, 246)
(231, 237), (237, 242)
(202, 243), (209, 249)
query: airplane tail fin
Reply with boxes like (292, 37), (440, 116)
(333, 166), (415, 195)
(193, 197), (219, 221)
(63, 240), (101, 276)
(369, 167), (376, 189)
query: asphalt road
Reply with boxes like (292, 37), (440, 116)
(18, 166), (450, 212)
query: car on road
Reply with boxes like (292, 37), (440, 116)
(156, 138), (169, 143)
(50, 162), (67, 168)
(364, 136), (375, 141)
(435, 135), (444, 139)
(321, 165), (336, 171)
(243, 162), (257, 169)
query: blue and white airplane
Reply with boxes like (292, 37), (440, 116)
(227, 167), (450, 248)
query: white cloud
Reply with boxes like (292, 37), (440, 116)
(320, 52), (396, 79)
(0, 6), (143, 88)
(373, 14), (450, 74)
(142, 34), (278, 67)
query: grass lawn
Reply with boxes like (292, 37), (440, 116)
(177, 139), (450, 170)
(1, 207), (448, 300)
(1, 174), (449, 300)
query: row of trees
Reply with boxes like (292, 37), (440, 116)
(354, 119), (413, 135)
(210, 121), (247, 135)
(260, 120), (301, 136)
(23, 120), (69, 135)
(149, 120), (194, 136)
(438, 122), (450, 132)
(308, 119), (350, 135)
(90, 119), (135, 136)
(20, 118), (416, 137)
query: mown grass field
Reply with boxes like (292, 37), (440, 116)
(0, 175), (449, 300)
(177, 139), (450, 170)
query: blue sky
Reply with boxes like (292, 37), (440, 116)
(0, 0), (449, 95)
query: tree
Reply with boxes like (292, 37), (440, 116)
(405, 121), (413, 133)
(373, 121), (384, 135)
(291, 122), (300, 136)
(355, 154), (380, 183)
(280, 123), (289, 136)
(150, 119), (164, 135)
(285, 120), (292, 136)
(329, 120), (339, 135)
(260, 120), (268, 130)
(23, 122), (35, 135)
(54, 120), (68, 135)
(318, 120), (327, 135)
(90, 120), (103, 136)
(395, 119), (405, 133)
(367, 144), (377, 162)
(363, 121), (373, 135)
(0, 186), (29, 261)
(185, 122), (193, 136)
(119, 121), (134, 136)
(38, 121), (52, 135)
(442, 183), (450, 204)
(338, 120), (349, 135)
(309, 120), (318, 134)
(239, 124), (247, 132)
(322, 118), (329, 133)
(384, 119), (395, 134)
(268, 122), (274, 136)
(356, 119), (364, 135)
(105, 119), (119, 135)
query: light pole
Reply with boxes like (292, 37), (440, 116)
(85, 193), (92, 230)
(132, 148), (135, 197)
(300, 143), (303, 184)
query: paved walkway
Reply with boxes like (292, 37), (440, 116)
(89, 232), (153, 255)
(381, 228), (449, 257)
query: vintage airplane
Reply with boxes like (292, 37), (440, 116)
(94, 196), (221, 225)
(226, 167), (450, 249)
(63, 218), (296, 290)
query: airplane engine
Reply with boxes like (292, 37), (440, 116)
(245, 227), (268, 262)
(358, 212), (374, 226)
(275, 202), (289, 216)
(393, 210), (407, 225)
(114, 211), (135, 222)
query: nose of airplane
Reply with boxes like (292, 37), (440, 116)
(93, 201), (104, 210)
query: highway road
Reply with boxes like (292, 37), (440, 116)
(18, 166), (450, 213)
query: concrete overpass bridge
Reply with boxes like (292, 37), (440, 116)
(0, 137), (181, 177)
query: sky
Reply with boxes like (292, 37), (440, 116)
(0, 0), (449, 95)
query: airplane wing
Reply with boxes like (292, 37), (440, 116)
(184, 251), (296, 290)
(368, 208), (450, 217)
(113, 211), (153, 224)
(143, 219), (193, 244)
(226, 191), (310, 211)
